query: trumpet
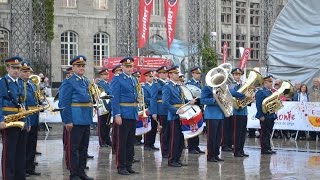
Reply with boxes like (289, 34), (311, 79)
(89, 80), (109, 116)
(137, 84), (148, 118)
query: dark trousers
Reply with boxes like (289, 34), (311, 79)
(233, 115), (247, 154)
(159, 115), (169, 156)
(116, 119), (136, 170)
(260, 119), (275, 151)
(63, 126), (70, 168)
(69, 125), (90, 177)
(168, 119), (184, 163)
(1, 128), (27, 180)
(187, 136), (200, 151)
(145, 115), (157, 147)
(112, 123), (118, 154)
(206, 120), (223, 159)
(26, 125), (38, 171)
(248, 128), (256, 137)
(222, 116), (233, 149)
(98, 113), (112, 146)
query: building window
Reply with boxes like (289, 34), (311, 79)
(149, 34), (163, 43)
(61, 31), (78, 66)
(236, 1), (246, 25)
(152, 0), (161, 16)
(0, 0), (8, 3)
(221, 33), (232, 58)
(250, 35), (261, 60)
(0, 28), (9, 62)
(93, 0), (108, 9)
(93, 32), (110, 67)
(250, 3), (261, 26)
(221, 0), (232, 24)
(61, 0), (77, 8)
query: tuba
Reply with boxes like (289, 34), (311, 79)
(233, 69), (263, 109)
(262, 80), (294, 114)
(205, 66), (234, 117)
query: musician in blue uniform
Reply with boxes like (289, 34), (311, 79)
(111, 64), (122, 154)
(143, 70), (159, 151)
(229, 68), (251, 157)
(0, 56), (28, 180)
(150, 66), (169, 158)
(132, 71), (143, 145)
(201, 84), (225, 162)
(186, 66), (205, 154)
(255, 75), (277, 155)
(110, 57), (139, 175)
(97, 67), (112, 147)
(19, 62), (41, 176)
(163, 66), (196, 167)
(58, 55), (94, 180)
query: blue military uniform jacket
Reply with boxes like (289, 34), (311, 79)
(58, 73), (93, 125)
(25, 79), (39, 126)
(0, 75), (28, 123)
(162, 81), (185, 121)
(229, 83), (248, 116)
(255, 87), (277, 120)
(143, 82), (152, 108)
(110, 72), (139, 120)
(200, 85), (225, 120)
(97, 79), (111, 111)
(150, 79), (167, 116)
(186, 78), (202, 89)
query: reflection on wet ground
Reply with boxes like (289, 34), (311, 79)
(1, 125), (320, 180)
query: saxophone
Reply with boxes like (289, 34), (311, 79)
(262, 80), (294, 114)
(233, 70), (263, 109)
(205, 66), (234, 117)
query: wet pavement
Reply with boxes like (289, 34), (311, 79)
(1, 124), (320, 180)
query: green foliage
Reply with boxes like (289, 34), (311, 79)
(0, 64), (6, 77)
(200, 33), (218, 74)
(45, 0), (54, 41)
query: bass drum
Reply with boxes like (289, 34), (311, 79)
(185, 84), (201, 98)
(180, 86), (193, 101)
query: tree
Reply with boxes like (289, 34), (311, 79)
(200, 33), (218, 74)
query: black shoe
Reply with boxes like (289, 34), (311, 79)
(132, 158), (140, 163)
(189, 149), (200, 154)
(70, 175), (81, 180)
(150, 146), (159, 150)
(79, 174), (94, 180)
(222, 147), (233, 152)
(162, 154), (169, 158)
(268, 150), (276, 154)
(127, 168), (139, 174)
(27, 170), (41, 176)
(215, 156), (224, 161)
(118, 169), (130, 175)
(35, 151), (42, 155)
(178, 161), (188, 166)
(144, 146), (152, 151)
(261, 150), (273, 154)
(33, 161), (39, 166)
(100, 144), (109, 148)
(234, 153), (244, 157)
(241, 153), (249, 157)
(87, 154), (94, 159)
(85, 166), (89, 170)
(207, 158), (217, 162)
(168, 162), (182, 167)
(197, 149), (205, 154)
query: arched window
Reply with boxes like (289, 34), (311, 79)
(0, 28), (9, 62)
(149, 34), (163, 43)
(61, 31), (78, 65)
(93, 32), (110, 66)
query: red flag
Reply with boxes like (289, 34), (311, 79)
(222, 42), (228, 63)
(164, 0), (179, 49)
(238, 48), (252, 70)
(138, 0), (154, 48)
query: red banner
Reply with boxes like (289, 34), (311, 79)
(222, 42), (228, 63)
(138, 0), (154, 48)
(238, 48), (252, 70)
(164, 0), (179, 49)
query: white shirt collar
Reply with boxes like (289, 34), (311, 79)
(8, 74), (18, 82)
(74, 73), (83, 79)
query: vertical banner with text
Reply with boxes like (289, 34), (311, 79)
(222, 41), (228, 63)
(138, 0), (154, 48)
(238, 48), (252, 70)
(164, 0), (179, 49)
